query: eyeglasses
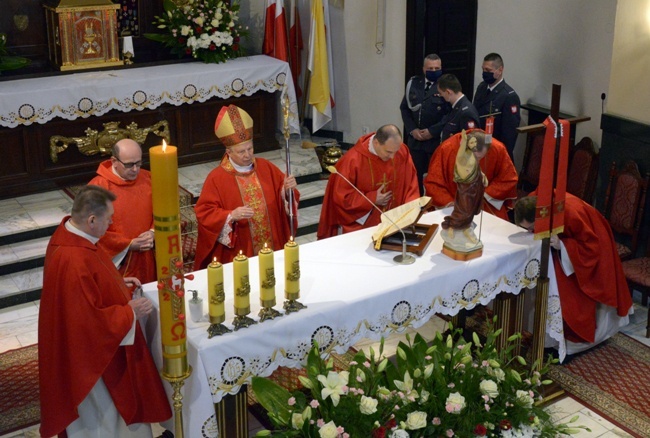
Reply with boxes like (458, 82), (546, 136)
(114, 156), (143, 169)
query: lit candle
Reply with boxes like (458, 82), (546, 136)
(150, 140), (187, 378)
(233, 251), (250, 315)
(208, 257), (225, 323)
(258, 243), (275, 304)
(284, 236), (300, 299)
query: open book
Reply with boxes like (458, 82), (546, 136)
(372, 196), (431, 250)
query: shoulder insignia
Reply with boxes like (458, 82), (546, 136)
(467, 121), (475, 128)
(511, 105), (518, 114)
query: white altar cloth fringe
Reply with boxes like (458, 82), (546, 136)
(0, 55), (300, 133)
(144, 209), (565, 438)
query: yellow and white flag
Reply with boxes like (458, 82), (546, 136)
(308, 0), (335, 133)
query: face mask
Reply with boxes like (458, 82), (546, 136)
(482, 71), (497, 85)
(425, 70), (443, 82)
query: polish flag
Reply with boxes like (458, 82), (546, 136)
(263, 0), (289, 62)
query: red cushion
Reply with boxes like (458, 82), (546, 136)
(622, 257), (650, 286)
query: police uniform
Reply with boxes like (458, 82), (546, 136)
(400, 75), (450, 193)
(473, 79), (521, 159)
(439, 95), (480, 142)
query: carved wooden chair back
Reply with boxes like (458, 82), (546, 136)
(603, 160), (649, 261)
(566, 137), (599, 205)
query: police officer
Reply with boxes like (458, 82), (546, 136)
(436, 74), (480, 142)
(400, 54), (450, 194)
(473, 53), (521, 159)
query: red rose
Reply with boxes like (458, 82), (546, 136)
(232, 44), (239, 51)
(386, 419), (397, 429)
(473, 424), (487, 436)
(499, 419), (512, 430)
(195, 27), (203, 34)
(371, 427), (386, 438)
(185, 48), (192, 55)
(178, 37), (186, 45)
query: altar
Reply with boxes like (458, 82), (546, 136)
(143, 209), (565, 438)
(0, 55), (298, 199)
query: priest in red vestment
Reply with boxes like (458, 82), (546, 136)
(39, 185), (171, 437)
(194, 105), (299, 268)
(317, 125), (420, 239)
(514, 193), (633, 344)
(88, 139), (156, 284)
(424, 129), (517, 221)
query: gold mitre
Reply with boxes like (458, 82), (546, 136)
(214, 105), (253, 147)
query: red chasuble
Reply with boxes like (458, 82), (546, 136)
(531, 191), (633, 343)
(39, 219), (171, 437)
(88, 161), (156, 284)
(194, 155), (299, 269)
(317, 133), (420, 239)
(424, 131), (517, 221)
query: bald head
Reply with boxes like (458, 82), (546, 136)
(111, 139), (143, 181)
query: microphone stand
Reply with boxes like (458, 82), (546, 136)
(281, 92), (296, 237)
(328, 166), (415, 265)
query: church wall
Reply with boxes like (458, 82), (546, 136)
(474, 0), (616, 167)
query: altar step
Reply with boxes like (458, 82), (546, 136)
(0, 138), (332, 309)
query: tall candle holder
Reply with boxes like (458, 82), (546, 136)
(232, 252), (257, 330)
(258, 243), (281, 321)
(207, 258), (231, 338)
(283, 237), (306, 313)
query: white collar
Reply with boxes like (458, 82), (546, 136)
(65, 219), (100, 244)
(367, 134), (380, 157)
(231, 160), (254, 173)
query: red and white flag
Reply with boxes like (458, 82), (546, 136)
(263, 0), (289, 62)
(289, 0), (303, 97)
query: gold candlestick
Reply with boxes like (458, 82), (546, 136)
(207, 258), (231, 337)
(258, 243), (281, 321)
(283, 237), (306, 313)
(232, 251), (257, 330)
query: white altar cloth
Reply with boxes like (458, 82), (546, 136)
(143, 209), (564, 437)
(0, 55), (299, 132)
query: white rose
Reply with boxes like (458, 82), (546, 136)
(405, 411), (427, 430)
(211, 18), (219, 27)
(516, 390), (534, 408)
(291, 412), (304, 430)
(479, 379), (499, 398)
(359, 396), (378, 415)
(195, 16), (204, 27)
(180, 25), (190, 36)
(390, 429), (410, 438)
(445, 391), (466, 414)
(491, 367), (506, 382)
(318, 421), (339, 438)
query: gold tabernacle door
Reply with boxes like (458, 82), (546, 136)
(372, 196), (438, 257)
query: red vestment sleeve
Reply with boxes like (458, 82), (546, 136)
(424, 136), (459, 208)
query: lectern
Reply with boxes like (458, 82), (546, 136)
(44, 0), (123, 71)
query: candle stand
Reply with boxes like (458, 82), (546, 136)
(232, 313), (257, 330)
(161, 366), (192, 438)
(207, 314), (232, 338)
(259, 298), (282, 321)
(283, 293), (307, 314)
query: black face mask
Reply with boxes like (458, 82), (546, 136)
(425, 70), (443, 82)
(482, 71), (497, 85)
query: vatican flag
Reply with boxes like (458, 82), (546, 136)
(308, 0), (334, 133)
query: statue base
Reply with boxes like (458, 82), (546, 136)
(441, 244), (483, 261)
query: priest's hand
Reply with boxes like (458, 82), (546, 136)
(129, 297), (154, 318)
(284, 175), (297, 191)
(131, 231), (154, 251)
(550, 235), (561, 250)
(123, 277), (142, 288)
(232, 206), (254, 222)
(376, 184), (393, 206)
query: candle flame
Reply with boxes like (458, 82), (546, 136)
(290, 236), (294, 242)
(263, 242), (268, 249)
(239, 250), (243, 255)
(213, 256), (217, 263)
(162, 139), (167, 152)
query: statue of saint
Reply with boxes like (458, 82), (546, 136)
(440, 130), (489, 254)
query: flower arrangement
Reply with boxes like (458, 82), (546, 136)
(0, 33), (30, 74)
(252, 319), (588, 437)
(145, 0), (247, 64)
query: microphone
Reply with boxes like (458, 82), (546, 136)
(327, 166), (415, 265)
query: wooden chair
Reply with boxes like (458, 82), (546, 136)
(516, 131), (545, 198)
(622, 247), (650, 335)
(566, 137), (599, 205)
(603, 161), (649, 262)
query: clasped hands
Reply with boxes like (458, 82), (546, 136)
(231, 176), (297, 222)
(411, 129), (433, 141)
(130, 230), (154, 252)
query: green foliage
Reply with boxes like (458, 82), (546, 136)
(144, 0), (248, 64)
(251, 319), (590, 437)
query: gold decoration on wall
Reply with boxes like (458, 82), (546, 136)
(13, 15), (29, 32)
(49, 120), (170, 163)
